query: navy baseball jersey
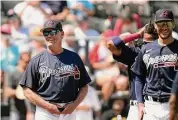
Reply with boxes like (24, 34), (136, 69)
(131, 39), (178, 98)
(19, 49), (91, 103)
(171, 72), (178, 94)
(113, 44), (140, 100)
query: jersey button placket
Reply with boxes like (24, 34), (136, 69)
(159, 69), (164, 85)
(157, 68), (162, 98)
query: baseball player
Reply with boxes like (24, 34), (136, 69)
(107, 22), (157, 120)
(131, 9), (178, 120)
(19, 20), (91, 120)
(169, 72), (178, 120)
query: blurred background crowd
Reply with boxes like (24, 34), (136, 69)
(1, 0), (178, 120)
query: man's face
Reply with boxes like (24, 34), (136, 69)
(155, 21), (174, 39)
(21, 53), (31, 63)
(112, 99), (125, 112)
(43, 29), (63, 47)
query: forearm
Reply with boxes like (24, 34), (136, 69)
(134, 75), (145, 120)
(73, 85), (88, 107)
(23, 87), (51, 110)
(108, 33), (141, 55)
(5, 87), (16, 98)
(135, 75), (145, 103)
(58, 8), (69, 18)
(39, 7), (51, 18)
(169, 94), (178, 120)
(76, 105), (90, 111)
(122, 33), (141, 43)
(111, 29), (143, 47)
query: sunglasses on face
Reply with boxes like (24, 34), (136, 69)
(43, 29), (59, 37)
(156, 21), (174, 28)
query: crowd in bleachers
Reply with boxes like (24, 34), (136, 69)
(1, 0), (178, 120)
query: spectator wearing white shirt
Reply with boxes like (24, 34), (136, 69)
(13, 0), (52, 28)
(75, 86), (101, 120)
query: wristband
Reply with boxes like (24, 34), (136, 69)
(112, 37), (125, 49)
(123, 33), (141, 43)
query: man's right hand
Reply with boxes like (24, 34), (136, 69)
(46, 103), (61, 114)
(107, 40), (122, 56)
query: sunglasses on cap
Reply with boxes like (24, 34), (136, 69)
(156, 21), (174, 28)
(43, 29), (59, 37)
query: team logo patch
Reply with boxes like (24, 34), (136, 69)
(38, 64), (80, 85)
(160, 10), (169, 18)
(54, 65), (80, 80)
(46, 21), (55, 27)
(143, 53), (178, 69)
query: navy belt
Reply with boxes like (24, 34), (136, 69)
(50, 101), (73, 112)
(144, 95), (169, 103)
(130, 100), (138, 106)
(50, 101), (73, 106)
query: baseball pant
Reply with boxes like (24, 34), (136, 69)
(143, 100), (169, 120)
(35, 106), (76, 120)
(10, 111), (26, 120)
(127, 100), (138, 120)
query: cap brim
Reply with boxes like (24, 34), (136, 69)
(155, 19), (173, 23)
(40, 27), (57, 32)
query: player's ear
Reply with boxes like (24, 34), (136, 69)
(154, 23), (158, 30)
(60, 31), (64, 38)
(172, 21), (175, 28)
